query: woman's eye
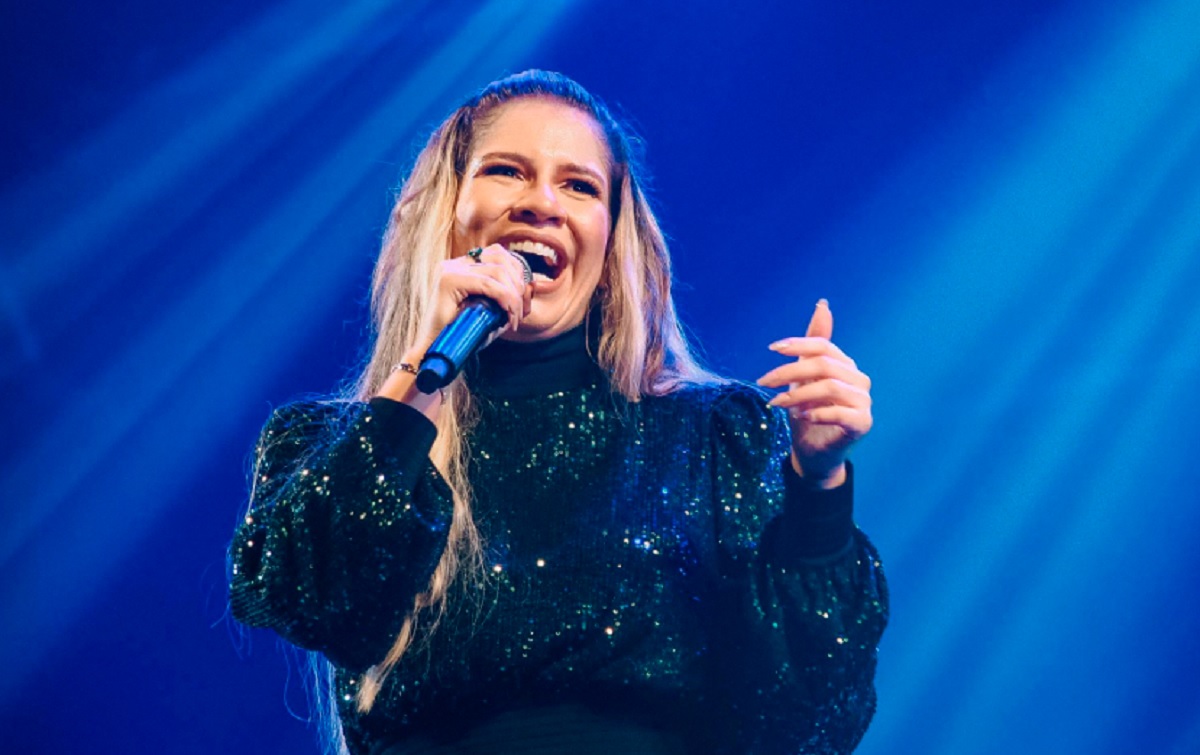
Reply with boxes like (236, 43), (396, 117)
(567, 179), (600, 197)
(483, 164), (520, 178)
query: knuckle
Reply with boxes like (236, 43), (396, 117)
(828, 381), (845, 402)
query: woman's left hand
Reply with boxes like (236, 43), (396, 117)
(756, 299), (873, 489)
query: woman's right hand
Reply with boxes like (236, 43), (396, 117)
(376, 244), (531, 415)
(414, 243), (533, 347)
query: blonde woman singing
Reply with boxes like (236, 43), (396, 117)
(230, 70), (887, 755)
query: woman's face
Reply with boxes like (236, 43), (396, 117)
(452, 98), (613, 342)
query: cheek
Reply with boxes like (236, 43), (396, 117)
(454, 197), (482, 233)
(454, 183), (502, 232)
(577, 225), (609, 290)
(583, 208), (612, 258)
(453, 199), (492, 256)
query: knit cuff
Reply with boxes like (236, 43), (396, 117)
(780, 458), (856, 560)
(367, 397), (438, 480)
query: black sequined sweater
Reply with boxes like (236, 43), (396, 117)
(230, 324), (888, 754)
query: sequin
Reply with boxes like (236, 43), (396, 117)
(230, 356), (887, 754)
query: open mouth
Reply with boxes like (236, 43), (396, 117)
(505, 240), (565, 281)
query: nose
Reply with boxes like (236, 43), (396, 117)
(512, 179), (563, 224)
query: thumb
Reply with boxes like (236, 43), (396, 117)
(805, 298), (834, 340)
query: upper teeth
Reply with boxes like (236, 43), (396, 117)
(506, 240), (558, 266)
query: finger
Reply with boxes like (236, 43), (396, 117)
(805, 298), (833, 340)
(791, 405), (873, 436)
(478, 245), (525, 286)
(502, 250), (534, 322)
(472, 276), (525, 325)
(484, 245), (533, 324)
(481, 244), (530, 286)
(480, 242), (513, 260)
(757, 356), (871, 391)
(496, 251), (528, 327)
(767, 337), (855, 366)
(766, 378), (871, 410)
(502, 247), (535, 287)
(455, 263), (525, 325)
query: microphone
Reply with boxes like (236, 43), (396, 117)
(415, 251), (532, 394)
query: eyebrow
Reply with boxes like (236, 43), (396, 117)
(478, 151), (609, 190)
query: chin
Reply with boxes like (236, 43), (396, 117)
(505, 305), (583, 341)
(505, 323), (562, 342)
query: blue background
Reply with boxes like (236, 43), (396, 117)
(3, 0), (1199, 752)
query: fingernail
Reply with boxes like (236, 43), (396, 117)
(817, 298), (829, 308)
(769, 340), (786, 350)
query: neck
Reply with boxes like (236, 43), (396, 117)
(465, 316), (603, 397)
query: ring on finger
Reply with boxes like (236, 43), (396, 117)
(467, 247), (483, 263)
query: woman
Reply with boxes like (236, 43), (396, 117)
(230, 70), (887, 755)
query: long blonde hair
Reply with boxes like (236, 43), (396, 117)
(344, 70), (719, 716)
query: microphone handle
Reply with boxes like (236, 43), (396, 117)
(415, 297), (507, 394)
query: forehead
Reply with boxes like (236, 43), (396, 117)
(472, 98), (611, 170)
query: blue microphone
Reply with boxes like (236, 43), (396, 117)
(415, 252), (532, 394)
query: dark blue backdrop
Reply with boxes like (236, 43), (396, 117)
(3, 0), (1199, 753)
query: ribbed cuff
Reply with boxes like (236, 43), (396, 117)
(367, 397), (438, 481)
(780, 458), (856, 560)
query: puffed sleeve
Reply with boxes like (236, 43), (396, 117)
(229, 399), (454, 672)
(709, 385), (888, 754)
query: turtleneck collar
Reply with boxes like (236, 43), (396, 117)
(464, 311), (605, 398)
